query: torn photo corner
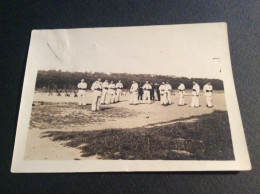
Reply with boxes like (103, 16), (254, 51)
(11, 23), (251, 173)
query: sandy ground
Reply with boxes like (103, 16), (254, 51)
(25, 90), (227, 160)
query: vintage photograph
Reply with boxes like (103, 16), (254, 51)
(26, 70), (233, 161)
(11, 23), (251, 172)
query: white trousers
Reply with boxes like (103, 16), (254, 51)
(115, 89), (122, 102)
(191, 91), (199, 107)
(143, 91), (151, 103)
(166, 91), (172, 104)
(160, 93), (167, 105)
(78, 90), (86, 105)
(178, 91), (185, 105)
(108, 90), (116, 103)
(101, 89), (108, 104)
(206, 93), (213, 107)
(91, 91), (102, 111)
(130, 92), (138, 104)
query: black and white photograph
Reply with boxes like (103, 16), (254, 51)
(11, 23), (251, 172)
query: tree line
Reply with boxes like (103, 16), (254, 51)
(35, 70), (224, 90)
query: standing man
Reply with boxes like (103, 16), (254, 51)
(159, 82), (167, 105)
(178, 82), (185, 106)
(138, 86), (143, 101)
(130, 81), (138, 105)
(77, 79), (87, 106)
(91, 78), (102, 111)
(108, 81), (116, 103)
(101, 80), (109, 104)
(165, 82), (173, 104)
(143, 81), (152, 104)
(150, 82), (155, 101)
(115, 80), (123, 102)
(203, 82), (213, 108)
(190, 81), (200, 108)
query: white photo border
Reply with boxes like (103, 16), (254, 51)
(11, 23), (251, 172)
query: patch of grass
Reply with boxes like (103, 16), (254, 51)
(43, 110), (234, 160)
(29, 102), (141, 130)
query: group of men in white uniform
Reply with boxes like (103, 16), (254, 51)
(77, 78), (123, 111)
(129, 80), (213, 108)
(100, 79), (123, 105)
(177, 81), (213, 108)
(78, 78), (213, 111)
(130, 81), (177, 105)
(130, 81), (174, 105)
(158, 81), (173, 105)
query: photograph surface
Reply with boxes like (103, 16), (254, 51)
(11, 23), (251, 172)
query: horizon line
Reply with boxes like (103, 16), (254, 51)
(38, 69), (222, 80)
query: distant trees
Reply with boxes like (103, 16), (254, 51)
(35, 70), (224, 90)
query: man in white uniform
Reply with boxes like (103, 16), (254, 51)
(77, 79), (87, 106)
(115, 80), (123, 102)
(165, 82), (173, 104)
(101, 80), (109, 104)
(108, 81), (116, 104)
(142, 81), (152, 104)
(130, 81), (138, 105)
(159, 82), (167, 105)
(190, 81), (200, 108)
(91, 78), (102, 111)
(178, 82), (185, 106)
(203, 82), (213, 108)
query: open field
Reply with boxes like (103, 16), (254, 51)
(24, 91), (234, 160)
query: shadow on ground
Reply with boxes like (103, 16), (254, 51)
(42, 110), (234, 160)
(30, 102), (142, 130)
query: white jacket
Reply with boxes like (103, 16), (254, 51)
(203, 84), (213, 96)
(178, 84), (185, 91)
(159, 85), (166, 94)
(165, 84), (172, 92)
(130, 83), (138, 92)
(77, 82), (87, 89)
(91, 81), (102, 91)
(116, 82), (123, 89)
(192, 84), (200, 95)
(102, 82), (109, 90)
(143, 84), (152, 91)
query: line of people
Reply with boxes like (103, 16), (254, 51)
(77, 78), (214, 111)
(77, 78), (123, 111)
(130, 81), (173, 105)
(130, 80), (213, 108)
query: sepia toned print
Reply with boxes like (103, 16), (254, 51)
(25, 71), (233, 161)
(11, 23), (251, 172)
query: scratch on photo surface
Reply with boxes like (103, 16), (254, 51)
(46, 42), (60, 61)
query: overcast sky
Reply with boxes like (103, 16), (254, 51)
(29, 23), (228, 79)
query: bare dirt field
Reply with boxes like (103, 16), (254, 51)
(24, 90), (234, 160)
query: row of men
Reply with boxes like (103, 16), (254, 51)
(129, 81), (213, 107)
(78, 78), (213, 111)
(132, 81), (173, 104)
(77, 78), (124, 111)
(137, 82), (171, 102)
